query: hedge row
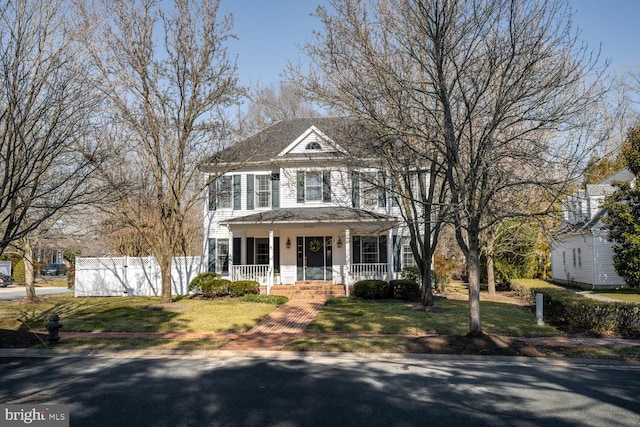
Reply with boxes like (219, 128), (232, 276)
(509, 280), (640, 337)
(189, 272), (260, 298)
(352, 279), (421, 301)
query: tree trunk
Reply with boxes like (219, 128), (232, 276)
(421, 258), (434, 307)
(467, 231), (482, 336)
(23, 239), (37, 302)
(159, 255), (172, 304)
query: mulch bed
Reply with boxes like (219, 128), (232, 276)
(405, 334), (546, 357)
(0, 329), (49, 348)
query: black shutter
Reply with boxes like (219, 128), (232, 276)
(393, 236), (402, 272)
(246, 238), (255, 264)
(378, 171), (387, 208)
(246, 174), (254, 210)
(352, 236), (361, 264)
(378, 235), (388, 264)
(323, 171), (331, 203)
(233, 175), (241, 210)
(208, 181), (216, 211)
(233, 237), (242, 265)
(272, 173), (280, 208)
(274, 237), (280, 274)
(297, 171), (305, 203)
(207, 238), (216, 272)
(351, 172), (360, 208)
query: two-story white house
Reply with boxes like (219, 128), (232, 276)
(201, 117), (419, 295)
(550, 168), (634, 289)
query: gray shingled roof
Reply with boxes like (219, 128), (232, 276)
(221, 207), (396, 225)
(207, 117), (359, 164)
(598, 168), (634, 185)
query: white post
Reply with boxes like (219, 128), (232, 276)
(536, 293), (544, 325)
(387, 229), (394, 282)
(345, 228), (351, 297)
(228, 230), (234, 281)
(268, 230), (274, 295)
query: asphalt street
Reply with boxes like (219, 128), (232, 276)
(1, 351), (639, 426)
(0, 285), (73, 301)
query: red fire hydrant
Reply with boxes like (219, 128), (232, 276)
(46, 313), (63, 344)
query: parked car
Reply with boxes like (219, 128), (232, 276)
(0, 273), (13, 287)
(42, 263), (67, 276)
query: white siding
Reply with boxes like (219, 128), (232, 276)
(592, 230), (626, 286)
(551, 234), (595, 286)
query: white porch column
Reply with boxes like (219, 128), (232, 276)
(387, 229), (394, 282)
(228, 230), (234, 281)
(345, 228), (351, 297)
(268, 229), (274, 295)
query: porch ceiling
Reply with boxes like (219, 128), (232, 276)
(220, 207), (397, 227)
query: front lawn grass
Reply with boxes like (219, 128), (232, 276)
(593, 288), (640, 304)
(304, 297), (559, 337)
(0, 294), (280, 333)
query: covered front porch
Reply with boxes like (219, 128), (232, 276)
(218, 207), (398, 295)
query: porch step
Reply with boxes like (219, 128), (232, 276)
(260, 284), (346, 299)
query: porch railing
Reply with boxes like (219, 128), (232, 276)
(231, 263), (390, 286)
(231, 264), (271, 284)
(350, 263), (388, 282)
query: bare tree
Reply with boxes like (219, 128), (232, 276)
(79, 0), (244, 303)
(0, 0), (105, 262)
(293, 0), (605, 334)
(236, 81), (321, 139)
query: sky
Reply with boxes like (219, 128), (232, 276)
(221, 0), (640, 87)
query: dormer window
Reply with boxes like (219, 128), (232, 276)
(305, 142), (322, 150)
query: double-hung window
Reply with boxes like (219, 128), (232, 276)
(297, 171), (331, 203)
(255, 175), (271, 208)
(209, 176), (232, 210)
(352, 171), (386, 209)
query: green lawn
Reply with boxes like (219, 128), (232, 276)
(305, 297), (559, 337)
(593, 288), (640, 304)
(0, 294), (280, 333)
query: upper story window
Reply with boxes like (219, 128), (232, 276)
(255, 175), (271, 208)
(297, 170), (331, 203)
(352, 171), (386, 209)
(209, 176), (232, 210)
(305, 142), (322, 150)
(246, 173), (280, 210)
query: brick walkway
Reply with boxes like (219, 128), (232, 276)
(219, 298), (327, 350)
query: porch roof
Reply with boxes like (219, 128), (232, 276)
(220, 207), (397, 226)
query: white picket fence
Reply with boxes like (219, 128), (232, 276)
(74, 256), (204, 297)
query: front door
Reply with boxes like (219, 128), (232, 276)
(297, 236), (333, 281)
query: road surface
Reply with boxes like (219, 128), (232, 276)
(0, 351), (638, 426)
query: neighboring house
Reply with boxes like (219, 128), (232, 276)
(201, 117), (421, 294)
(551, 168), (635, 289)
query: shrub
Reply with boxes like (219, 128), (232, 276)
(241, 294), (288, 305)
(189, 272), (221, 294)
(229, 280), (260, 297)
(12, 258), (25, 284)
(353, 280), (392, 299)
(390, 279), (421, 301)
(400, 266), (420, 284)
(509, 279), (640, 337)
(200, 279), (231, 298)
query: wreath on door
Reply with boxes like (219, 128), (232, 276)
(309, 238), (323, 253)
